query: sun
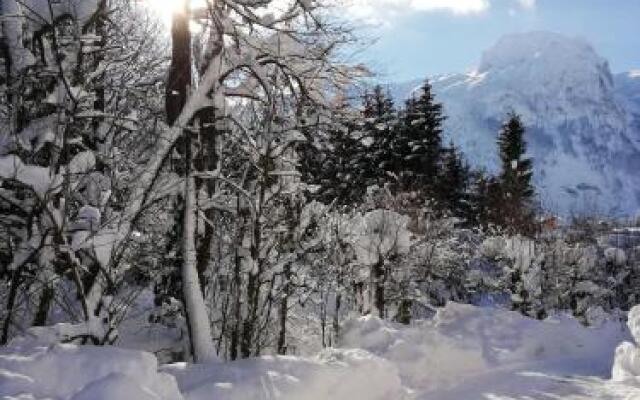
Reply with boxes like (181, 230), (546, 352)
(140, 0), (208, 27)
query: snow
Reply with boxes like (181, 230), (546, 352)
(0, 0), (98, 73)
(69, 152), (97, 176)
(0, 155), (63, 197)
(612, 306), (640, 384)
(341, 302), (631, 398)
(353, 209), (411, 266)
(73, 206), (101, 232)
(91, 229), (120, 269)
(605, 247), (628, 267)
(115, 289), (185, 361)
(13, 0), (98, 31)
(0, 342), (182, 400)
(481, 236), (507, 259)
(163, 349), (406, 400)
(70, 373), (166, 400)
(15, 116), (57, 153)
(3, 302), (640, 399)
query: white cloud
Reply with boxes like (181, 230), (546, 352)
(408, 0), (489, 14)
(344, 0), (489, 25)
(343, 0), (537, 26)
(517, 0), (536, 9)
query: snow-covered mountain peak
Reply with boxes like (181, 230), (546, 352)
(473, 31), (618, 121)
(479, 31), (608, 79)
(391, 31), (640, 215)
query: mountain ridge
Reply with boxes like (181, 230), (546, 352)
(389, 31), (640, 217)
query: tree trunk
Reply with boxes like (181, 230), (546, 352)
(182, 164), (216, 362)
(1, 269), (21, 345)
(165, 1), (215, 363)
(230, 195), (244, 360)
(372, 257), (385, 318)
(241, 269), (258, 358)
(333, 291), (341, 343)
(195, 108), (218, 293)
(166, 3), (192, 126)
(33, 284), (54, 327)
(277, 262), (291, 355)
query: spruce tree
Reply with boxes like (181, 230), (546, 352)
(297, 107), (331, 197)
(360, 85), (398, 190)
(395, 80), (445, 196)
(496, 112), (535, 234)
(466, 170), (489, 227)
(298, 101), (367, 206)
(439, 143), (470, 217)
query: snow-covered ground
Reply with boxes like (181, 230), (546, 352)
(340, 303), (639, 399)
(3, 302), (640, 399)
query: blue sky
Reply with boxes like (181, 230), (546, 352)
(347, 0), (640, 81)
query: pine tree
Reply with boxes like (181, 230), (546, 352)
(496, 112), (536, 234)
(298, 101), (366, 206)
(465, 169), (495, 228)
(395, 80), (445, 197)
(439, 143), (470, 217)
(360, 85), (398, 190)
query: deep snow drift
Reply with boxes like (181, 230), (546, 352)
(342, 303), (636, 399)
(2, 302), (640, 400)
(0, 342), (182, 400)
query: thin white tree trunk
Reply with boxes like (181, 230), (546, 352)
(182, 173), (216, 362)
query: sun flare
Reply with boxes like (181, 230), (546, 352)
(141, 0), (208, 26)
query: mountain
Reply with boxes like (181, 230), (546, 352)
(391, 31), (640, 217)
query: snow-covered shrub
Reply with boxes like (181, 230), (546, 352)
(352, 209), (411, 267)
(605, 247), (628, 266)
(481, 236), (508, 259)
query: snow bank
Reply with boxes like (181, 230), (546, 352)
(115, 288), (185, 362)
(6, 318), (108, 350)
(163, 348), (407, 400)
(1, 303), (633, 399)
(0, 343), (182, 400)
(612, 306), (640, 383)
(341, 302), (629, 393)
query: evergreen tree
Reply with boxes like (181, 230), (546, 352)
(298, 101), (367, 206)
(496, 112), (536, 234)
(439, 143), (470, 217)
(466, 169), (493, 228)
(360, 85), (398, 190)
(297, 108), (331, 196)
(395, 80), (445, 196)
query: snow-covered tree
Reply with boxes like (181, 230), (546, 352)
(359, 86), (398, 190)
(496, 112), (535, 235)
(0, 0), (125, 343)
(395, 80), (445, 197)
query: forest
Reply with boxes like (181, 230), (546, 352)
(1, 1), (640, 399)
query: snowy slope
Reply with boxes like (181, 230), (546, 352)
(2, 302), (638, 399)
(392, 32), (640, 216)
(342, 302), (634, 399)
(0, 342), (183, 400)
(616, 71), (640, 137)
